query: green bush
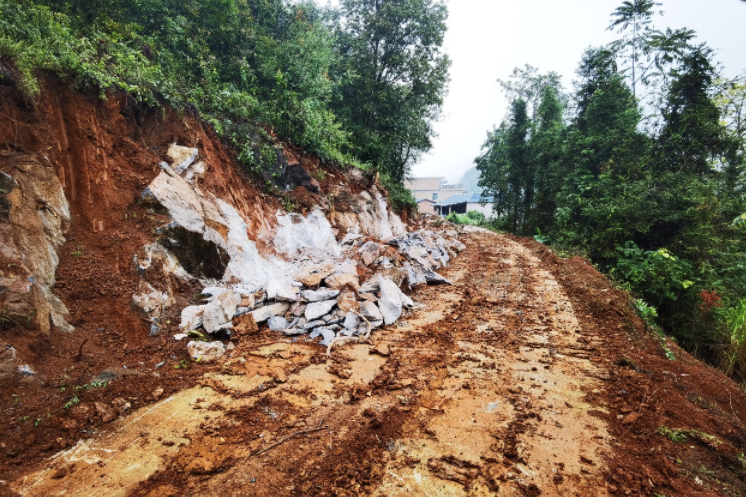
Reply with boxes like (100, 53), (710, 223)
(445, 211), (487, 226)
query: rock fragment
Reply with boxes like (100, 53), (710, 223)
(301, 288), (340, 302)
(268, 316), (290, 332)
(305, 300), (337, 321)
(360, 301), (384, 323)
(337, 290), (360, 314)
(267, 280), (299, 302)
(324, 261), (360, 290)
(359, 241), (382, 266)
(187, 341), (226, 363)
(180, 306), (205, 332)
(304, 320), (326, 330)
(295, 264), (334, 287)
(250, 303), (290, 324)
(203, 290), (239, 333)
(378, 276), (404, 325)
(344, 312), (361, 330)
(168, 144), (199, 175)
(371, 343), (391, 357)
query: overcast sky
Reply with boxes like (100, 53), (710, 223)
(410, 0), (746, 183)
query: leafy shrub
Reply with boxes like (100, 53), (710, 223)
(719, 299), (746, 379)
(612, 242), (694, 308)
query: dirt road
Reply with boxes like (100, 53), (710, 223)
(20, 227), (746, 496)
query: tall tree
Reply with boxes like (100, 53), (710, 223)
(332, 0), (451, 183)
(607, 0), (661, 98)
(477, 99), (531, 233)
(607, 0), (694, 106)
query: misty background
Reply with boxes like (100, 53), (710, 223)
(408, 0), (746, 190)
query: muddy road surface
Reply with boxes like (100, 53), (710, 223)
(8, 229), (746, 496)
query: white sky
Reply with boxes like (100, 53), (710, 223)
(412, 0), (746, 183)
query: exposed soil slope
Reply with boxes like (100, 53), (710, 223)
(0, 77), (377, 490)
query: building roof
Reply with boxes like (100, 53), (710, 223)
(435, 193), (493, 207)
(417, 199), (436, 204)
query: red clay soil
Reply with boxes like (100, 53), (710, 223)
(0, 76), (377, 493)
(1, 76), (746, 497)
(520, 236), (746, 496)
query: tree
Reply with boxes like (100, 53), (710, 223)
(716, 73), (746, 155)
(607, 0), (694, 105)
(657, 47), (739, 178)
(477, 69), (567, 235)
(607, 0), (661, 98)
(332, 0), (451, 183)
(498, 65), (564, 122)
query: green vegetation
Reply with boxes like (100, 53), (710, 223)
(476, 2), (746, 379)
(446, 211), (486, 226)
(0, 0), (450, 208)
(659, 426), (723, 447)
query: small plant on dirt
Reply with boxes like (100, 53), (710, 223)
(174, 359), (189, 369)
(0, 308), (19, 328)
(2, 394), (20, 412)
(311, 167), (327, 182)
(187, 330), (208, 342)
(281, 196), (296, 213)
(659, 427), (722, 447)
(70, 246), (86, 257)
(617, 357), (638, 369)
(63, 397), (80, 410)
(74, 380), (108, 392)
(659, 426), (689, 444)
(635, 300), (676, 361)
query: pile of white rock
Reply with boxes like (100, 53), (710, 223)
(179, 228), (463, 360)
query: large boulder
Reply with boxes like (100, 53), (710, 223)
(0, 156), (73, 334)
(157, 223), (230, 280)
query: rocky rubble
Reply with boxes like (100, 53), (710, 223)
(176, 226), (462, 360)
(130, 143), (463, 362)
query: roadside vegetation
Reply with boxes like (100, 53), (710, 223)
(474, 1), (746, 380)
(0, 0), (450, 210)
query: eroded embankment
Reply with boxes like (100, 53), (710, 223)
(0, 77), (440, 492)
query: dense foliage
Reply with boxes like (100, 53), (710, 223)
(476, 5), (746, 378)
(0, 0), (449, 206)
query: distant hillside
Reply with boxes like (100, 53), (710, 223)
(459, 167), (483, 194)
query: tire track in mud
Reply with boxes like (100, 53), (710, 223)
(9, 229), (615, 497)
(372, 228), (612, 496)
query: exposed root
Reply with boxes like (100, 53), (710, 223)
(326, 311), (373, 357)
